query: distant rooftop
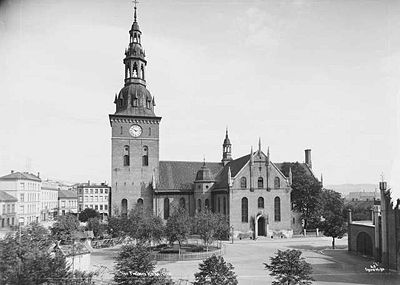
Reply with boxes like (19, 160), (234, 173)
(0, 171), (41, 182)
(58, 190), (77, 199)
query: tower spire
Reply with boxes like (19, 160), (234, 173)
(222, 127), (232, 165)
(133, 0), (138, 22)
(258, 137), (262, 154)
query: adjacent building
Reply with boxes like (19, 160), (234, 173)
(0, 190), (18, 229)
(41, 180), (59, 221)
(58, 190), (78, 215)
(109, 6), (320, 238)
(0, 171), (41, 226)
(77, 183), (110, 219)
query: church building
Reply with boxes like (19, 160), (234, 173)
(109, 6), (317, 237)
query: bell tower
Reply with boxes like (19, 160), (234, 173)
(109, 2), (161, 216)
(222, 128), (232, 165)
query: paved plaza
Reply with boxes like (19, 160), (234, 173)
(90, 236), (400, 284)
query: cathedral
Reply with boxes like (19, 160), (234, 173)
(109, 6), (316, 237)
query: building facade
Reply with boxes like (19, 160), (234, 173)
(41, 180), (59, 221)
(58, 190), (78, 215)
(0, 171), (41, 226)
(0, 190), (18, 229)
(77, 183), (110, 219)
(109, 6), (318, 237)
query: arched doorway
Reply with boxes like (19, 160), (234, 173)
(356, 232), (373, 256)
(257, 216), (266, 236)
(121, 199), (128, 217)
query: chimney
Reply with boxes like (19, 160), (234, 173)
(11, 170), (14, 174)
(305, 149), (312, 169)
(88, 180), (90, 186)
(37, 172), (40, 178)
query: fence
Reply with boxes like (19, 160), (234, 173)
(91, 237), (132, 249)
(152, 245), (225, 261)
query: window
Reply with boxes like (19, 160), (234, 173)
(258, 197), (264, 208)
(11, 204), (15, 213)
(7, 204), (10, 213)
(274, 177), (280, 188)
(205, 199), (209, 209)
(20, 193), (24, 202)
(179, 197), (185, 209)
(100, 189), (103, 194)
(141, 65), (145, 80)
(197, 199), (201, 212)
(90, 189), (93, 194)
(142, 146), (149, 166)
(218, 197), (221, 213)
(148, 127), (151, 136)
(123, 145), (130, 166)
(95, 189), (98, 194)
(105, 205), (108, 210)
(164, 198), (170, 219)
(258, 177), (263, 188)
(78, 189), (82, 194)
(137, 198), (143, 206)
(100, 205), (103, 210)
(2, 205), (5, 214)
(223, 197), (227, 215)
(241, 197), (248, 222)
(95, 205), (98, 210)
(85, 189), (88, 194)
(105, 189), (108, 194)
(240, 177), (247, 188)
(274, 197), (281, 222)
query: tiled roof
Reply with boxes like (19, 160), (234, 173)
(0, 172), (41, 182)
(58, 190), (77, 199)
(157, 161), (223, 191)
(213, 154), (251, 189)
(0, 190), (17, 202)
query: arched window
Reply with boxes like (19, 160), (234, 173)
(258, 177), (263, 188)
(141, 65), (145, 80)
(137, 198), (143, 206)
(241, 197), (248, 223)
(121, 199), (128, 217)
(274, 197), (281, 222)
(240, 177), (247, 188)
(148, 127), (151, 136)
(223, 197), (227, 215)
(123, 146), (130, 166)
(164, 198), (170, 219)
(133, 62), (138, 77)
(120, 126), (123, 135)
(205, 199), (209, 209)
(146, 99), (151, 109)
(197, 199), (201, 212)
(133, 33), (137, 43)
(142, 146), (148, 166)
(274, 177), (280, 188)
(258, 197), (264, 208)
(179, 197), (186, 209)
(218, 197), (221, 213)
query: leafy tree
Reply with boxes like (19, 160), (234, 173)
(86, 217), (107, 238)
(128, 205), (165, 244)
(51, 213), (82, 243)
(0, 223), (70, 284)
(108, 216), (131, 237)
(281, 162), (322, 229)
(319, 189), (347, 249)
(79, 208), (100, 222)
(194, 255), (238, 285)
(165, 206), (191, 252)
(114, 243), (172, 285)
(195, 210), (230, 250)
(264, 249), (314, 285)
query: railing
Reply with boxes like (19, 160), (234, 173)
(152, 245), (225, 261)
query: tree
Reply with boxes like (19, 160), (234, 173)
(0, 223), (70, 284)
(108, 216), (131, 237)
(114, 243), (172, 285)
(79, 208), (100, 222)
(194, 255), (238, 285)
(128, 205), (165, 244)
(165, 206), (191, 252)
(194, 210), (230, 250)
(319, 189), (347, 249)
(281, 162), (322, 229)
(264, 249), (314, 285)
(86, 217), (107, 238)
(51, 213), (82, 243)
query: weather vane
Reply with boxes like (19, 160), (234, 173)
(381, 172), (385, 182)
(132, 0), (139, 21)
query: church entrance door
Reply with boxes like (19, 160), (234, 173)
(257, 216), (266, 236)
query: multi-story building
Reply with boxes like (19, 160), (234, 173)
(0, 190), (18, 229)
(58, 190), (78, 215)
(41, 180), (59, 221)
(77, 183), (110, 219)
(0, 171), (42, 226)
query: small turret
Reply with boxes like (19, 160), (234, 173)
(222, 127), (232, 165)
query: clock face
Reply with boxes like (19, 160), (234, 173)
(129, 124), (142, 137)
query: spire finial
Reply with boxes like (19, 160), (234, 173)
(225, 126), (229, 138)
(203, 156), (206, 166)
(258, 137), (262, 153)
(133, 0), (139, 22)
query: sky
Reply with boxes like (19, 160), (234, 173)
(0, 0), (399, 195)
